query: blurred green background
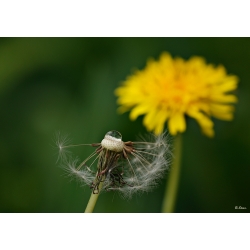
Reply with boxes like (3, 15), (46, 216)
(0, 38), (249, 213)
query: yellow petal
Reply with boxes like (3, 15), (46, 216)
(210, 94), (238, 103)
(210, 104), (235, 120)
(143, 109), (158, 131)
(117, 106), (131, 114)
(201, 125), (214, 137)
(129, 103), (151, 120)
(168, 112), (186, 135)
(217, 76), (239, 93)
(154, 110), (169, 135)
(187, 108), (214, 137)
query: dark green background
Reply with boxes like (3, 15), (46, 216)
(0, 38), (249, 212)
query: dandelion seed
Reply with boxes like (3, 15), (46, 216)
(56, 130), (171, 199)
(54, 131), (72, 162)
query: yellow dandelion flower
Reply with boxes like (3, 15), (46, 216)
(115, 52), (239, 137)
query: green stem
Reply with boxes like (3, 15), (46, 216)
(161, 134), (182, 213)
(84, 180), (104, 213)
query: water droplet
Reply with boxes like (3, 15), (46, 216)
(106, 130), (122, 140)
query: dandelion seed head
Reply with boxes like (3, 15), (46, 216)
(56, 130), (171, 198)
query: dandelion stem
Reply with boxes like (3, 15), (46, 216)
(84, 180), (104, 213)
(161, 134), (182, 213)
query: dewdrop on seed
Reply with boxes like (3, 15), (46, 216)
(101, 131), (124, 152)
(56, 130), (171, 198)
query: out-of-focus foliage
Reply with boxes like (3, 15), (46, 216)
(0, 38), (249, 212)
